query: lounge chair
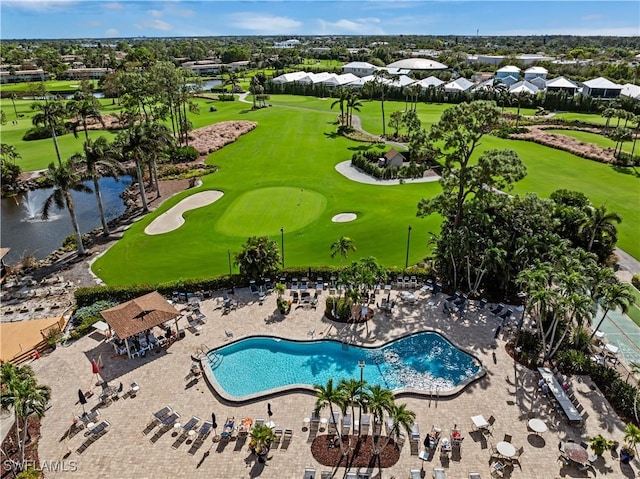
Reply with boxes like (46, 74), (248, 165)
(360, 414), (370, 435)
(172, 416), (200, 449)
(499, 309), (513, 321)
(468, 473), (481, 479)
(411, 423), (420, 441)
(328, 412), (339, 434)
(78, 409), (101, 429)
(255, 418), (265, 427)
(161, 412), (180, 427)
(89, 420), (110, 436)
(196, 420), (212, 440)
(425, 426), (441, 449)
(490, 304), (505, 316)
(432, 283), (442, 295)
(433, 467), (446, 479)
(304, 468), (316, 479)
(346, 473), (357, 479)
(316, 278), (324, 292)
(264, 278), (273, 293)
(221, 417), (235, 438)
(411, 469), (421, 479)
(342, 414), (352, 436)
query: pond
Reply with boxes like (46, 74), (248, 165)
(1, 176), (132, 264)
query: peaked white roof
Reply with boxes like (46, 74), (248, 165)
(473, 79), (495, 91)
(415, 76), (445, 88)
(497, 65), (521, 73)
(388, 75), (416, 88)
(620, 83), (640, 100)
(546, 76), (578, 89)
(346, 75), (377, 87)
(298, 72), (337, 84)
(444, 77), (474, 92)
(271, 71), (309, 84)
(343, 61), (377, 70)
(386, 58), (448, 70)
(524, 66), (548, 74)
(323, 73), (360, 87)
(583, 77), (622, 89)
(379, 67), (411, 76)
(509, 80), (539, 95)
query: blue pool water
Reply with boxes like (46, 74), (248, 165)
(206, 332), (482, 399)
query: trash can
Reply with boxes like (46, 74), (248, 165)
(178, 329), (186, 340)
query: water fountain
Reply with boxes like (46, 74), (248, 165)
(22, 192), (40, 220)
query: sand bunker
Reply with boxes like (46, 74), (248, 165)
(332, 213), (357, 223)
(145, 190), (224, 235)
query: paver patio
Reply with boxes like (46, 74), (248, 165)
(32, 288), (635, 478)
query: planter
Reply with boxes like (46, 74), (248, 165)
(620, 448), (634, 464)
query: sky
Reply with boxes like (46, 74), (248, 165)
(1, 1), (639, 40)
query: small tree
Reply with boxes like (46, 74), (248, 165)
(234, 236), (281, 281)
(331, 236), (356, 261)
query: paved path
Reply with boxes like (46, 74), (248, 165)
(335, 161), (439, 186)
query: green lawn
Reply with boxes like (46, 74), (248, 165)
(0, 79), (99, 93)
(545, 129), (634, 154)
(554, 112), (609, 126)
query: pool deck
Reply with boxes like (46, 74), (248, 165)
(32, 287), (634, 478)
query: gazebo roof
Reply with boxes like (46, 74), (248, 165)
(100, 291), (180, 339)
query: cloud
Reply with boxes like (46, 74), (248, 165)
(228, 13), (301, 34)
(2, 0), (77, 12)
(171, 8), (194, 18)
(103, 2), (124, 10)
(105, 28), (119, 37)
(316, 17), (385, 35)
(134, 19), (173, 32)
(149, 9), (162, 17)
(581, 14), (602, 21)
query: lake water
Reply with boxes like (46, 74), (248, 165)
(1, 176), (132, 264)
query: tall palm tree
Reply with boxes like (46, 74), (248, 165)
(249, 423), (277, 460)
(9, 92), (18, 119)
(630, 115), (640, 161)
(602, 107), (616, 132)
(74, 137), (124, 236)
(31, 99), (66, 166)
(222, 70), (241, 93)
(346, 91), (363, 128)
(331, 236), (356, 261)
(588, 281), (634, 343)
(42, 158), (91, 255)
(0, 363), (51, 465)
(331, 88), (349, 128)
(141, 122), (174, 197)
(314, 379), (347, 455)
(579, 204), (622, 253)
(367, 384), (393, 452)
(377, 402), (415, 455)
(338, 378), (365, 441)
(250, 75), (263, 109)
(373, 70), (390, 137)
(68, 95), (104, 141)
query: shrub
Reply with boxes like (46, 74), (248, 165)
(555, 349), (591, 374)
(218, 94), (235, 102)
(324, 296), (354, 322)
(22, 124), (66, 141)
(1, 159), (21, 185)
(165, 146), (199, 164)
(69, 300), (119, 340)
(632, 274), (640, 290)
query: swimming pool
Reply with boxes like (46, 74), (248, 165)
(205, 332), (484, 401)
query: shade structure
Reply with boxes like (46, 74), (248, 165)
(99, 291), (181, 340)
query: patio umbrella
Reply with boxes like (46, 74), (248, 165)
(267, 403), (273, 418)
(211, 412), (217, 435)
(78, 389), (87, 415)
(91, 359), (99, 374)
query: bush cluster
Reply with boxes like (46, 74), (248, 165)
(165, 146), (199, 164)
(632, 274), (640, 290)
(22, 124), (66, 141)
(69, 300), (118, 340)
(218, 94), (235, 101)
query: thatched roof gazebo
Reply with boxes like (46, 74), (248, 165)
(100, 291), (181, 358)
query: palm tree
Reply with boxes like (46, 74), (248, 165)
(346, 91), (363, 128)
(42, 158), (92, 255)
(234, 236), (281, 281)
(588, 281), (634, 343)
(74, 137), (124, 236)
(141, 122), (174, 197)
(367, 384), (393, 452)
(222, 70), (241, 93)
(331, 236), (356, 261)
(579, 204), (622, 253)
(31, 99), (66, 166)
(314, 379), (347, 454)
(0, 363), (51, 465)
(249, 424), (277, 461)
(338, 378), (365, 442)
(68, 95), (104, 141)
(331, 88), (349, 128)
(377, 402), (415, 455)
(9, 92), (18, 119)
(373, 70), (390, 137)
(602, 107), (616, 132)
(629, 115), (640, 161)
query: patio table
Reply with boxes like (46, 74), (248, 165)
(527, 418), (547, 434)
(496, 441), (516, 458)
(564, 442), (588, 465)
(471, 415), (489, 430)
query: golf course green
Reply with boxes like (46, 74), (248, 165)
(2, 94), (638, 285)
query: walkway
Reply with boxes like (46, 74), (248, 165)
(335, 161), (439, 186)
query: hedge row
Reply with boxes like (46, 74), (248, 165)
(75, 265), (433, 307)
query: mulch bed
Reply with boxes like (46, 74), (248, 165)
(310, 435), (400, 468)
(1, 417), (41, 479)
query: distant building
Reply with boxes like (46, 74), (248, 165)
(181, 61), (223, 76)
(342, 61), (378, 78)
(468, 54), (554, 65)
(509, 80), (539, 95)
(0, 69), (47, 84)
(414, 76), (445, 90)
(322, 73), (360, 88)
(620, 83), (640, 101)
(524, 66), (548, 81)
(271, 71), (309, 84)
(444, 78), (474, 93)
(273, 39), (300, 48)
(385, 58), (448, 72)
(581, 77), (622, 99)
(546, 76), (579, 95)
(378, 149), (406, 168)
(495, 65), (521, 84)
(65, 67), (111, 80)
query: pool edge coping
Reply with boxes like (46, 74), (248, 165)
(200, 330), (487, 404)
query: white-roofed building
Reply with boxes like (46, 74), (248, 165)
(509, 81), (539, 95)
(322, 73), (360, 88)
(273, 39), (300, 48)
(524, 66), (548, 81)
(620, 83), (640, 101)
(529, 76), (548, 90)
(582, 77), (622, 99)
(378, 67), (411, 76)
(346, 75), (377, 88)
(546, 76), (579, 95)
(414, 76), (445, 90)
(444, 78), (474, 93)
(473, 79), (495, 92)
(385, 58), (448, 72)
(496, 65), (521, 82)
(271, 71), (309, 84)
(388, 75), (416, 88)
(342, 61), (378, 78)
(297, 72), (337, 84)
